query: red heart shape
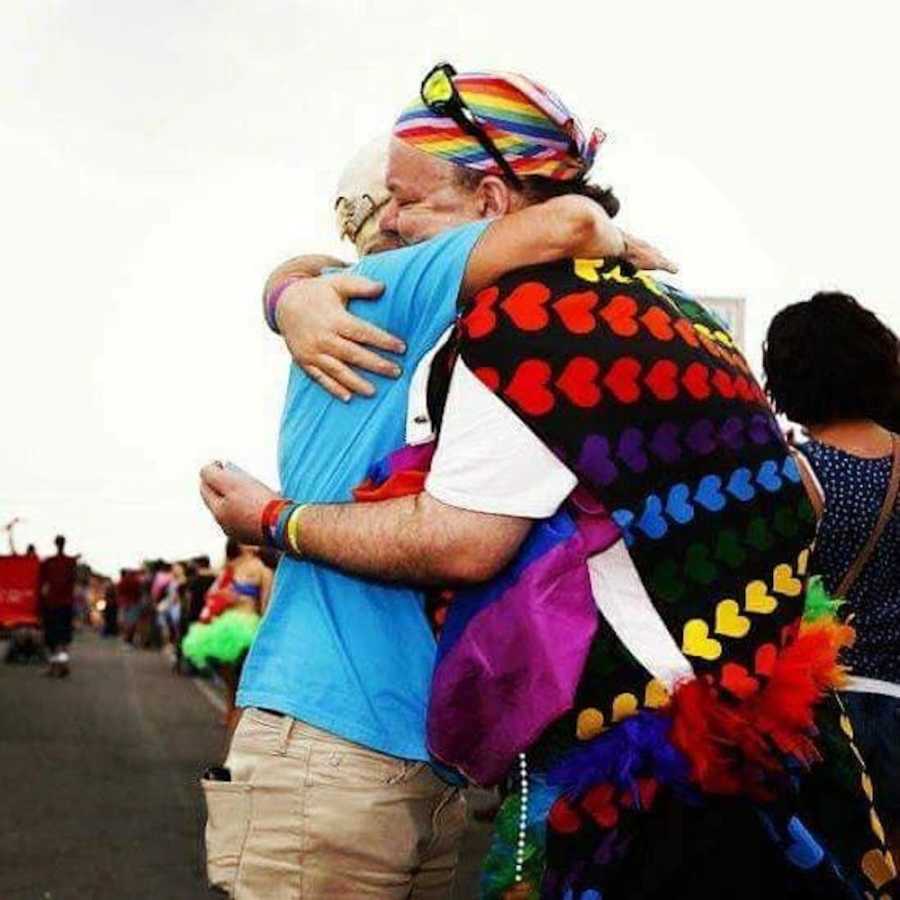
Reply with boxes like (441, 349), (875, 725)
(674, 318), (701, 348)
(462, 286), (499, 339)
(556, 357), (602, 408)
(548, 797), (582, 834)
(734, 376), (754, 403)
(474, 366), (501, 392)
(754, 643), (777, 677)
(640, 306), (675, 341)
(600, 294), (639, 337)
(582, 784), (619, 830)
(501, 282), (551, 331)
(504, 359), (555, 416)
(604, 357), (642, 404)
(554, 290), (598, 334)
(720, 662), (760, 699)
(712, 369), (737, 399)
(682, 362), (711, 400)
(645, 359), (679, 401)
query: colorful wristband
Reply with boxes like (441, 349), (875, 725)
(260, 498), (290, 547)
(285, 504), (308, 556)
(264, 277), (302, 334)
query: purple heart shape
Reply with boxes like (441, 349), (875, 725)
(650, 422), (682, 464)
(686, 419), (717, 456)
(618, 427), (649, 473)
(749, 414), (775, 446)
(579, 435), (619, 487)
(720, 416), (746, 451)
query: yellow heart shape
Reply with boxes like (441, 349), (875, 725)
(612, 692), (639, 722)
(644, 678), (670, 709)
(682, 619), (722, 660)
(573, 258), (603, 283)
(862, 848), (897, 890)
(715, 599), (751, 638)
(576, 707), (605, 741)
(773, 563), (803, 597)
(797, 548), (811, 577)
(745, 580), (778, 614)
(862, 772), (875, 801)
(871, 810), (887, 845)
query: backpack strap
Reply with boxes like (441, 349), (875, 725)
(836, 434), (900, 598)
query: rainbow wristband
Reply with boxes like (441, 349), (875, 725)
(260, 498), (291, 547)
(264, 277), (302, 334)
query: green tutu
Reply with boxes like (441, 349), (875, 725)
(182, 609), (260, 668)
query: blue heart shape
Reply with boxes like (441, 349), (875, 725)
(726, 467), (756, 502)
(612, 509), (636, 546)
(581, 891), (602, 900)
(666, 483), (695, 524)
(757, 459), (784, 493)
(784, 816), (825, 870)
(637, 495), (668, 540)
(694, 474), (726, 512)
(782, 455), (801, 484)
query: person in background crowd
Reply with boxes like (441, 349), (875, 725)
(182, 540), (272, 728)
(102, 576), (118, 637)
(765, 290), (900, 865)
(116, 567), (143, 644)
(39, 534), (78, 677)
(25, 543), (37, 557)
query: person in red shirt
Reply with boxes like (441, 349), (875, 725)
(39, 534), (78, 677)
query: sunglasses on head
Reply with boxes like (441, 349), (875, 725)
(420, 62), (522, 187)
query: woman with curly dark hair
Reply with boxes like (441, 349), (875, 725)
(764, 291), (900, 862)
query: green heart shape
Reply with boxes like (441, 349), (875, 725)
(685, 543), (718, 585)
(774, 506), (800, 538)
(746, 517), (774, 552)
(797, 496), (816, 523)
(715, 529), (746, 569)
(649, 559), (686, 603)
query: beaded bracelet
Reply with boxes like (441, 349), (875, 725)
(264, 276), (302, 334)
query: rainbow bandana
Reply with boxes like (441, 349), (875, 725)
(393, 63), (605, 181)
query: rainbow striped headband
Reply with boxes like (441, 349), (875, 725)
(393, 68), (605, 182)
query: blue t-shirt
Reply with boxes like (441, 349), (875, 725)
(237, 220), (490, 761)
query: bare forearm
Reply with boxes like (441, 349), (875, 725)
(291, 495), (529, 586)
(261, 254), (348, 329)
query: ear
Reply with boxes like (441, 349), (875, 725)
(474, 175), (519, 217)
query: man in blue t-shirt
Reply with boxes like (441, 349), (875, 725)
(199, 92), (664, 897)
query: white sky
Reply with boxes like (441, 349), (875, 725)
(2, 0), (899, 574)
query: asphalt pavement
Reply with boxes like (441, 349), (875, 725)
(0, 630), (492, 899)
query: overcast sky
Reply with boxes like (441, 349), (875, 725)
(2, 1), (898, 574)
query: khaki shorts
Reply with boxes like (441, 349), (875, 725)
(202, 708), (466, 899)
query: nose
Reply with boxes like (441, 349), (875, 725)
(380, 198), (399, 235)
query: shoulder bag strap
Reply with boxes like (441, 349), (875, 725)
(836, 434), (900, 598)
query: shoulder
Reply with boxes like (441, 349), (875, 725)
(353, 221), (491, 284)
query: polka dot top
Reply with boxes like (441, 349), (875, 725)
(801, 439), (900, 684)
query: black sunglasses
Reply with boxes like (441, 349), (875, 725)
(420, 63), (522, 187)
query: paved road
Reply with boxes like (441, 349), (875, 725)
(0, 631), (492, 899)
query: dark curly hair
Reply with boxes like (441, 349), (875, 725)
(763, 291), (900, 426)
(453, 168), (620, 218)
